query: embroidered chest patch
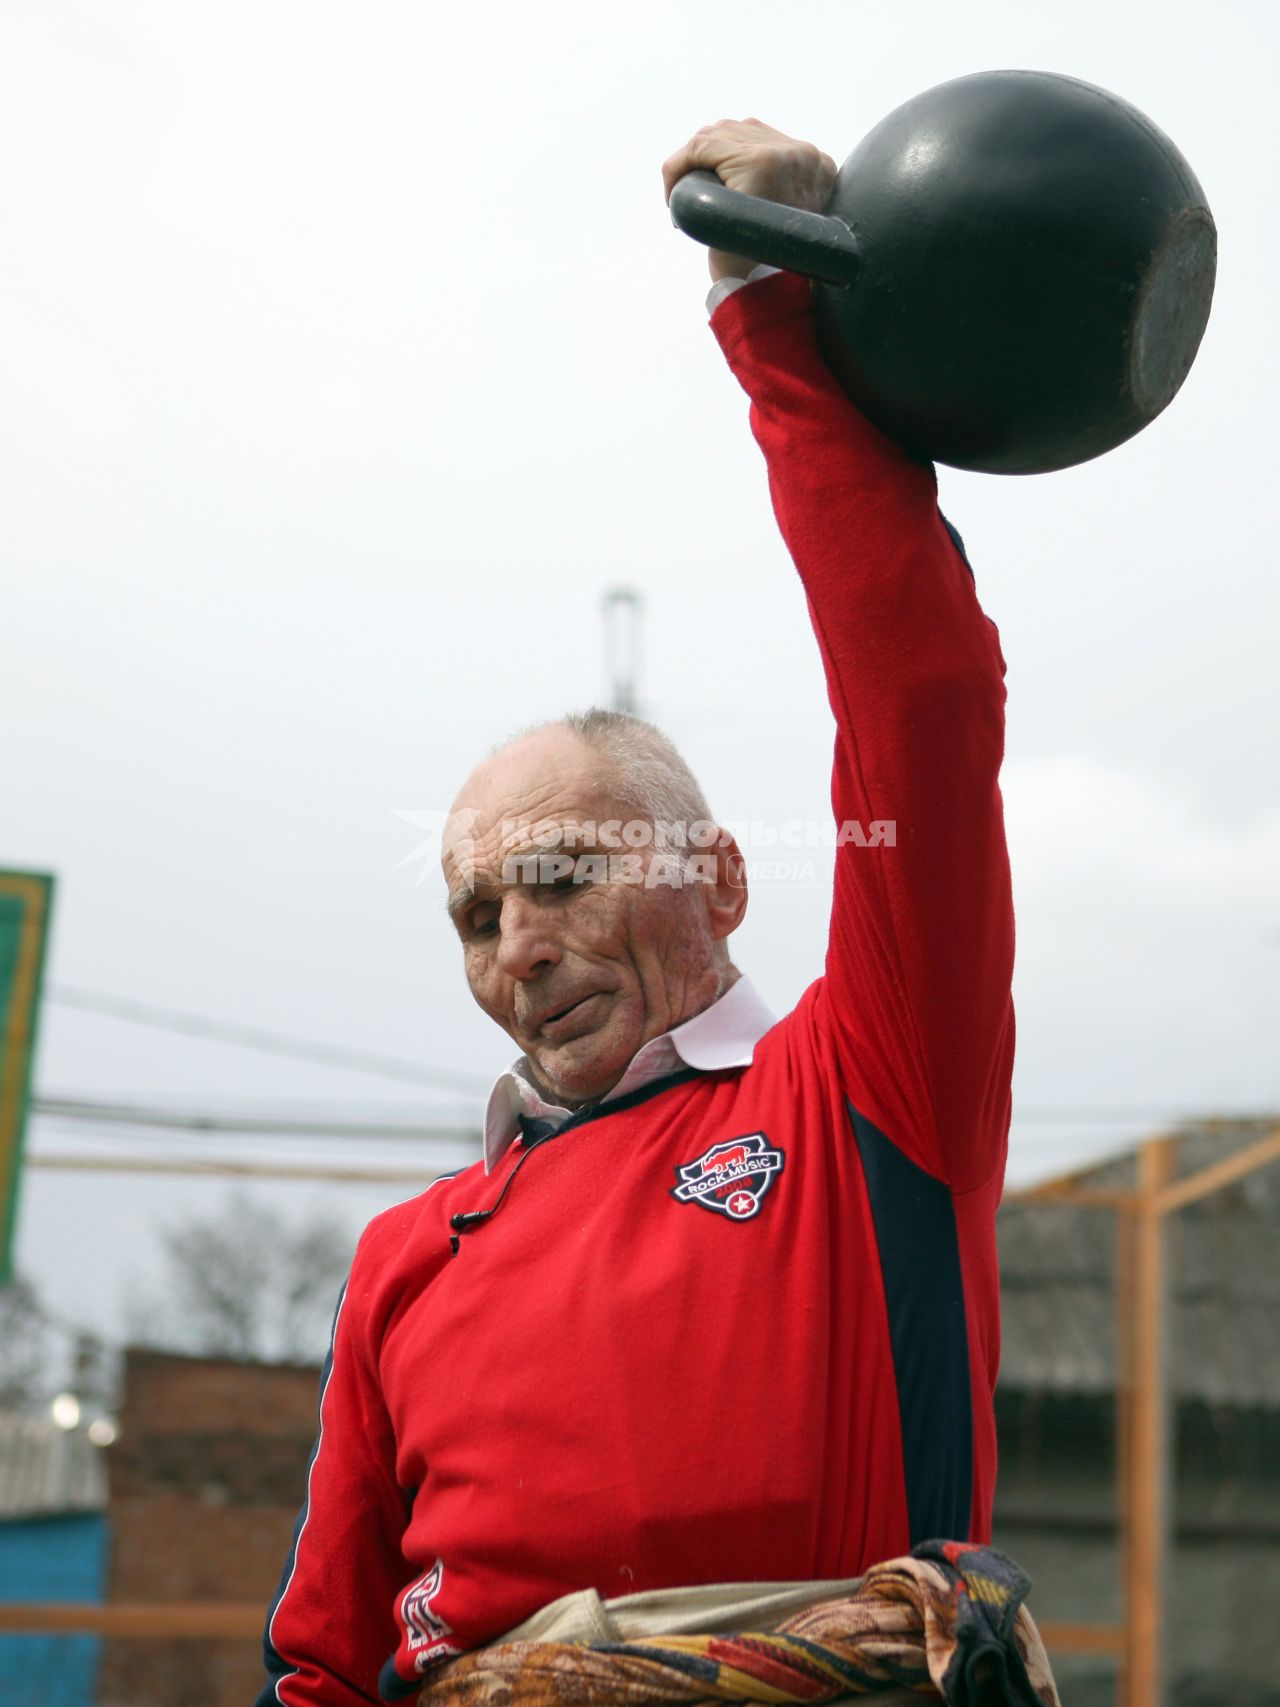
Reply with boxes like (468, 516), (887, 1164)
(671, 1133), (785, 1221)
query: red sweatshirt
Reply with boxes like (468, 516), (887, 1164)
(258, 270), (1015, 1705)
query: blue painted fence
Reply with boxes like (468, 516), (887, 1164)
(0, 1512), (107, 1707)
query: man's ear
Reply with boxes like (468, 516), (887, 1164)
(701, 829), (748, 941)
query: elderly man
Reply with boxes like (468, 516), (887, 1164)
(258, 119), (1014, 1706)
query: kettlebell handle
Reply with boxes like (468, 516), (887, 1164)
(668, 170), (862, 287)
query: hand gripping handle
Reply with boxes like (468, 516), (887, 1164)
(668, 169), (861, 287)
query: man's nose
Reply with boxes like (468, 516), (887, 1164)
(494, 895), (562, 982)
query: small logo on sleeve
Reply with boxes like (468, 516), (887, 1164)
(672, 1133), (785, 1221)
(402, 1558), (461, 1670)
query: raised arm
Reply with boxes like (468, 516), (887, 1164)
(667, 122), (1015, 1192)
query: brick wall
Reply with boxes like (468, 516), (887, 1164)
(99, 1348), (321, 1707)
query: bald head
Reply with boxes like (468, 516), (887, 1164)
(457, 710), (711, 836)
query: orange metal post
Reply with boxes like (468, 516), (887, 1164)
(1123, 1136), (1176, 1707)
(0, 1601), (265, 1636)
(1115, 1196), (1135, 1706)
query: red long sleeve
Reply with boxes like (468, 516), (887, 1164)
(258, 1250), (414, 1705)
(711, 270), (1015, 1192)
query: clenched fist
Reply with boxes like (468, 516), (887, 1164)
(662, 118), (838, 282)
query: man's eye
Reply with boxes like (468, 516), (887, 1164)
(471, 908), (499, 936)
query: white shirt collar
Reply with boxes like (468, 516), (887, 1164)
(482, 974), (776, 1173)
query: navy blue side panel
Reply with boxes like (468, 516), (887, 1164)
(847, 1101), (973, 1543)
(940, 512), (975, 579)
(378, 1656), (424, 1699)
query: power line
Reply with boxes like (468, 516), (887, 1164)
(47, 985), (491, 1097)
(32, 1095), (479, 1145)
(27, 1155), (449, 1185)
(1011, 1106), (1280, 1126)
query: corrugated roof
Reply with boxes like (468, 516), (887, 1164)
(999, 1120), (1280, 1405)
(0, 1409), (107, 1521)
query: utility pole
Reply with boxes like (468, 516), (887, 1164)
(602, 587), (643, 714)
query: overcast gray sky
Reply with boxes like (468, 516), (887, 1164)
(3, 0), (1277, 1356)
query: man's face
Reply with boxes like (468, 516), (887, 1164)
(443, 729), (743, 1107)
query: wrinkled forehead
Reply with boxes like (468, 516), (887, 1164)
(441, 735), (632, 889)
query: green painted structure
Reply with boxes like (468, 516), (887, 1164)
(0, 870), (55, 1284)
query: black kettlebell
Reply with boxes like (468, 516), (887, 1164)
(670, 71), (1216, 474)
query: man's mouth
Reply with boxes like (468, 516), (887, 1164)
(537, 993), (603, 1038)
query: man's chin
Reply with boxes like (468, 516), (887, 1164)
(530, 1037), (634, 1108)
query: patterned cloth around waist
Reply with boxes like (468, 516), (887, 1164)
(419, 1542), (1060, 1707)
